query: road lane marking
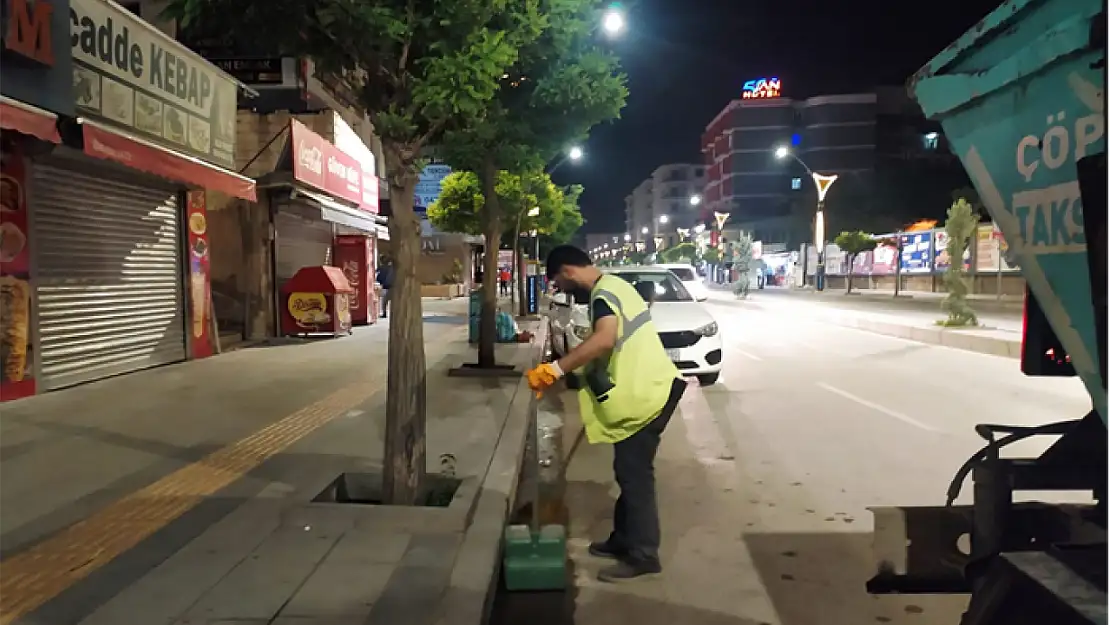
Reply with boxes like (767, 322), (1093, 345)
(816, 382), (938, 432)
(732, 348), (762, 361)
(0, 379), (384, 624)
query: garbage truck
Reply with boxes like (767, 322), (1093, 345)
(865, 1), (1107, 624)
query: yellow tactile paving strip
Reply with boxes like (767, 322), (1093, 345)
(0, 380), (378, 625)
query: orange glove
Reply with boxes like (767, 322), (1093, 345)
(525, 362), (564, 397)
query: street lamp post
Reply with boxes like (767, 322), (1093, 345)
(514, 205), (541, 315)
(775, 146), (838, 291)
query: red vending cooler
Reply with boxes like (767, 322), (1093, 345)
(334, 234), (376, 325)
(280, 266), (354, 337)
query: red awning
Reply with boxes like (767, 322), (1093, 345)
(81, 121), (257, 201)
(0, 97), (61, 144)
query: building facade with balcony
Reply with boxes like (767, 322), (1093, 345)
(623, 164), (706, 249)
(625, 179), (654, 245)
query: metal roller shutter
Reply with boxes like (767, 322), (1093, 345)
(274, 205), (334, 288)
(31, 163), (186, 390)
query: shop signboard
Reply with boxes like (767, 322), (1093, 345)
(0, 146), (35, 400)
(70, 0), (239, 168)
(899, 232), (932, 273)
(290, 120), (377, 212)
(414, 164), (451, 212)
(1, 0), (75, 116)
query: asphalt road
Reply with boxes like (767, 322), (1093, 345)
(547, 294), (1092, 625)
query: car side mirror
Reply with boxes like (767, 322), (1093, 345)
(552, 292), (571, 307)
(696, 294), (708, 302)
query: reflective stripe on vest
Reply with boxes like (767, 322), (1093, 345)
(592, 288), (652, 348)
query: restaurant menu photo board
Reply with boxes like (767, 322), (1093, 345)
(933, 230), (972, 271)
(976, 224), (1020, 272)
(70, 0), (240, 168)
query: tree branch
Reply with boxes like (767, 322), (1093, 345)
(398, 0), (415, 73)
(412, 118), (448, 157)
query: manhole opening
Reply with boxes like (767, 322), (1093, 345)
(312, 471), (462, 508)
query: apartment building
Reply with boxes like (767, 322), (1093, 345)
(624, 164), (706, 249)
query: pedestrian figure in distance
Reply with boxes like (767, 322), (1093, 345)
(526, 245), (686, 582)
(499, 266), (511, 296)
(376, 259), (394, 319)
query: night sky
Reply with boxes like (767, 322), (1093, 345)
(559, 0), (1005, 235)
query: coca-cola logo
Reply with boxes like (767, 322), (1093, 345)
(298, 142), (323, 176)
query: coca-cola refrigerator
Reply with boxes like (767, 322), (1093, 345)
(334, 234), (376, 325)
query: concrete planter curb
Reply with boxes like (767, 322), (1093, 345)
(823, 312), (1021, 359)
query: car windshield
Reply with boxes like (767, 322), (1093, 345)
(611, 272), (693, 302)
(667, 267), (696, 281)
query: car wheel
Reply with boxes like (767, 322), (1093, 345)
(697, 372), (720, 386)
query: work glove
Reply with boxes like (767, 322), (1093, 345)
(525, 362), (564, 397)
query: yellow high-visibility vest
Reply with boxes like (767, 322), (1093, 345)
(576, 274), (680, 444)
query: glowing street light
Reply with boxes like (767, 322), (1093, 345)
(689, 194), (702, 206)
(568, 146), (584, 161)
(658, 215), (669, 224)
(624, 233), (631, 242)
(774, 145), (790, 160)
(602, 6), (625, 36)
(640, 226), (649, 234)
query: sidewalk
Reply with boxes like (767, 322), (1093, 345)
(0, 297), (544, 625)
(707, 288), (1024, 359)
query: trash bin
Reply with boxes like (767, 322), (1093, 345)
(910, 0), (1105, 419)
(468, 289), (482, 343)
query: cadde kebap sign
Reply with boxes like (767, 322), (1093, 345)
(69, 0), (240, 169)
(414, 164), (451, 210)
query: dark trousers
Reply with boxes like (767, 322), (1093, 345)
(608, 378), (687, 565)
(499, 280), (509, 295)
(380, 288), (390, 316)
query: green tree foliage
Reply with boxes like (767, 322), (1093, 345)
(440, 0), (627, 357)
(163, 0), (546, 505)
(429, 170), (577, 239)
(702, 247), (721, 265)
(940, 199), (979, 327)
(626, 250), (647, 265)
(660, 242), (696, 264)
(833, 231), (878, 295)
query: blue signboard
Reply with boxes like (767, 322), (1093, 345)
(899, 232), (932, 273)
(414, 164), (452, 212)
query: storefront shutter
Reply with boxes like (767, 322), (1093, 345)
(31, 163), (187, 390)
(274, 204), (335, 288)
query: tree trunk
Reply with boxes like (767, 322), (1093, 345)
(383, 157), (426, 506)
(478, 160), (501, 367)
(846, 255), (854, 294)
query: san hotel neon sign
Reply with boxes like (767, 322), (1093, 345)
(742, 77), (781, 99)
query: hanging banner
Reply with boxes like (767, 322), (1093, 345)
(186, 190), (213, 359)
(0, 146), (35, 400)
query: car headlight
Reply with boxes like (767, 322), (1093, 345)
(695, 322), (719, 337)
(573, 325), (592, 340)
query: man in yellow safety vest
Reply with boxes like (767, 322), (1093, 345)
(527, 245), (686, 582)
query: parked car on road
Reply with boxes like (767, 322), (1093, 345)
(549, 266), (723, 385)
(657, 263), (709, 301)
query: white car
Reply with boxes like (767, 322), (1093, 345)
(657, 263), (709, 301)
(548, 266), (723, 385)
